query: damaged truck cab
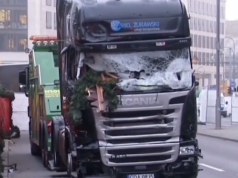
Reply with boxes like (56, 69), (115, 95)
(53, 0), (202, 177)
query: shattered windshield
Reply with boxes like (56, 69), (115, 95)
(83, 47), (192, 91)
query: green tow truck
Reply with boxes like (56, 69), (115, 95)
(18, 35), (61, 167)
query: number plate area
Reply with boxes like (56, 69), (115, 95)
(127, 174), (155, 178)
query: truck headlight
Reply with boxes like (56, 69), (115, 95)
(179, 146), (195, 155)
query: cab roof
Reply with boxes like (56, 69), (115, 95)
(81, 0), (183, 21)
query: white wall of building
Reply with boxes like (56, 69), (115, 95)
(0, 52), (28, 65)
(182, 0), (227, 86)
(27, 0), (56, 49)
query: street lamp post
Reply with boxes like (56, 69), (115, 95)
(222, 47), (235, 83)
(215, 0), (221, 129)
(224, 37), (236, 81)
(196, 67), (205, 87)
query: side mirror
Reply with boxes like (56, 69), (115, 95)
(226, 101), (228, 105)
(19, 70), (26, 85)
(19, 67), (29, 97)
(195, 81), (199, 87)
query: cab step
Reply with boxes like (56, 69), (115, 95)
(48, 160), (65, 171)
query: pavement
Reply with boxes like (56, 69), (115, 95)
(197, 134), (238, 178)
(197, 116), (238, 142)
(1, 131), (238, 178)
(2, 131), (66, 178)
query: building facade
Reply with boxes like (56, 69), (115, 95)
(0, 0), (57, 66)
(182, 0), (226, 87)
(0, 0), (28, 65)
(224, 20), (238, 86)
(27, 0), (56, 48)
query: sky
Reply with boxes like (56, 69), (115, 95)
(226, 0), (238, 20)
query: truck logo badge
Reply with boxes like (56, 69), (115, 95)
(120, 97), (160, 106)
(111, 20), (160, 32)
(111, 20), (122, 32)
(45, 89), (60, 97)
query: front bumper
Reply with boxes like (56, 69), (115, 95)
(77, 140), (202, 178)
(115, 156), (199, 178)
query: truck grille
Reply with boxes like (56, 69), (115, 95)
(93, 92), (187, 166)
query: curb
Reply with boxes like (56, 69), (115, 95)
(197, 133), (238, 143)
(197, 122), (206, 125)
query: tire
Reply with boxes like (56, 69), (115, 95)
(30, 141), (41, 156)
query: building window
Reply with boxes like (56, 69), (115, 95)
(201, 52), (205, 65)
(187, 0), (190, 11)
(0, 0), (27, 5)
(194, 17), (197, 30)
(190, 18), (193, 29)
(0, 9), (10, 29)
(0, 33), (27, 51)
(194, 0), (197, 13)
(206, 36), (209, 49)
(209, 21), (213, 33)
(16, 0), (27, 5)
(197, 52), (201, 65)
(202, 2), (204, 15)
(194, 34), (197, 47)
(46, 11), (52, 29)
(201, 19), (204, 32)
(54, 13), (56, 29)
(46, 0), (52, 6)
(197, 19), (200, 31)
(206, 53), (209, 65)
(208, 4), (212, 16)
(202, 36), (205, 48)
(209, 37), (213, 49)
(198, 35), (201, 48)
(16, 10), (27, 29)
(190, 0), (194, 12)
(198, 1), (202, 14)
(211, 5), (214, 17)
(0, 9), (27, 29)
(221, 6), (224, 19)
(221, 38), (224, 49)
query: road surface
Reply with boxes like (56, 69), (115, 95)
(2, 132), (237, 178)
